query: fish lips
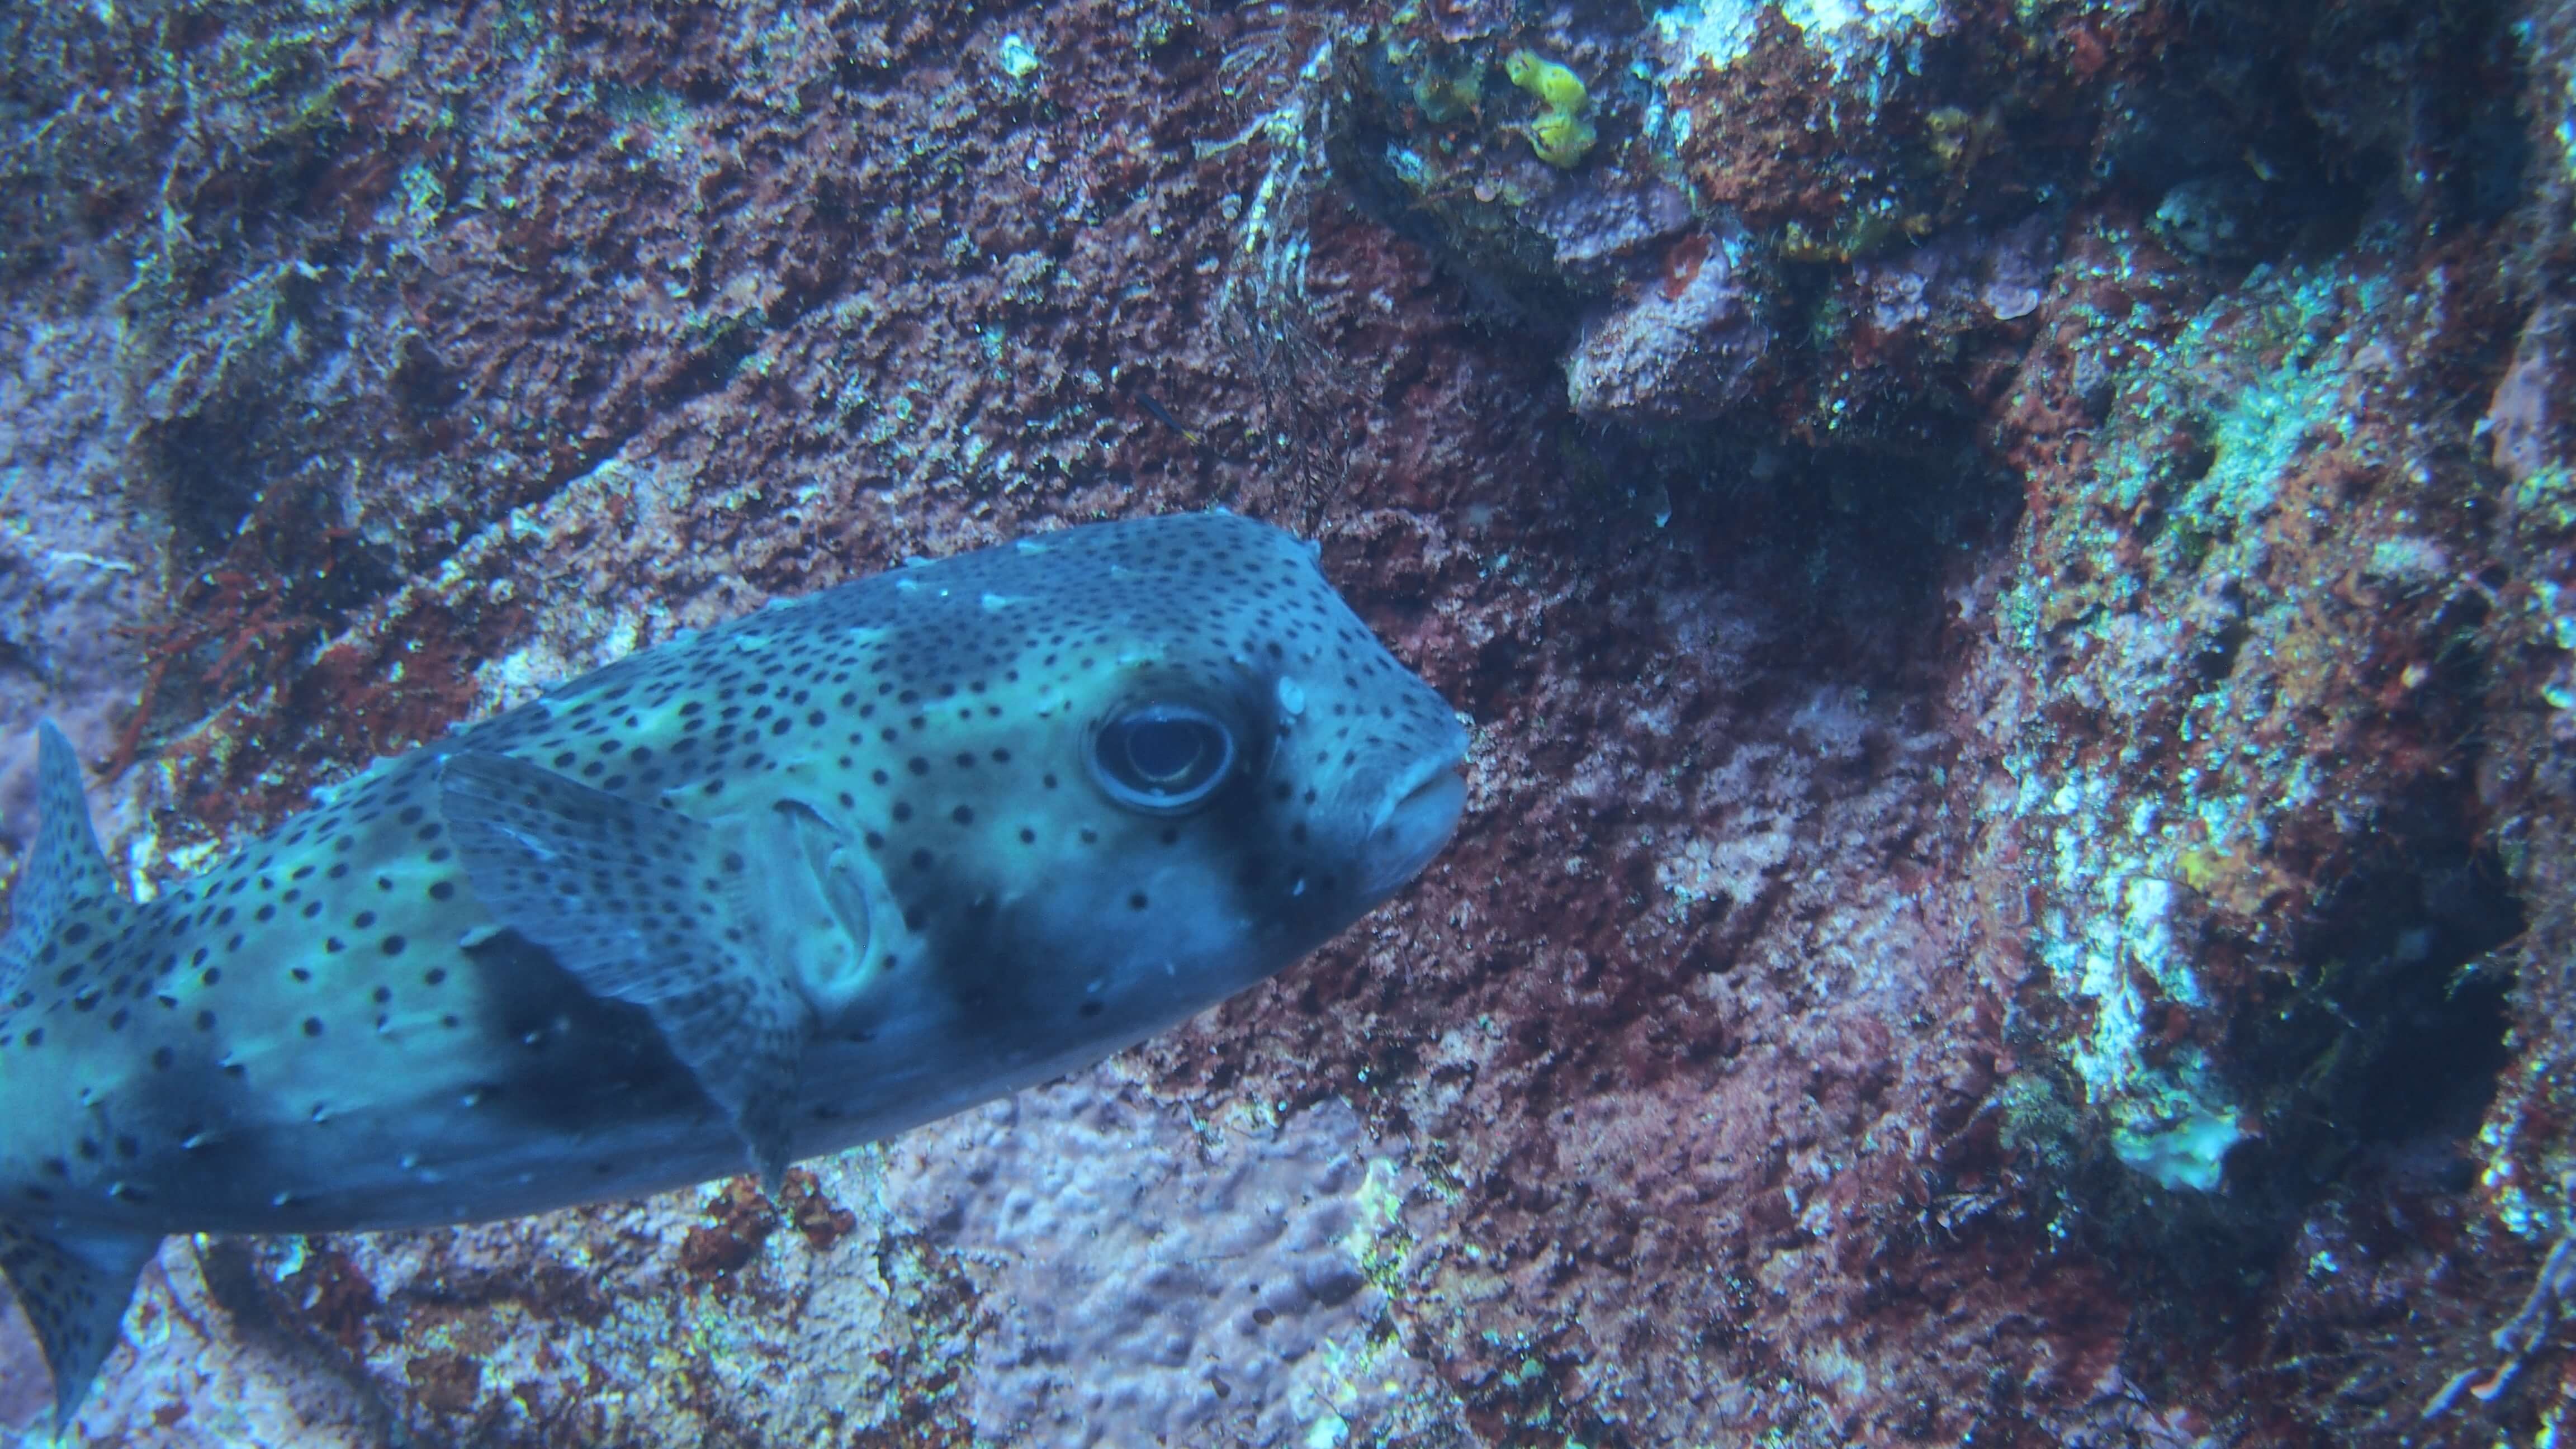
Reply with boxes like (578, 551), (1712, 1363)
(1357, 747), (1470, 901)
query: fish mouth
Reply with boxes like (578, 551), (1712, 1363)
(1360, 752), (1470, 899)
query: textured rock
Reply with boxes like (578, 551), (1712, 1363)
(1564, 221), (1770, 425)
(884, 1079), (1437, 1446)
(0, 313), (162, 853)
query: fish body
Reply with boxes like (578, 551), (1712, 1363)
(0, 512), (1469, 1426)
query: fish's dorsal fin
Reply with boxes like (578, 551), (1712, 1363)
(1, 721), (127, 992)
(0, 1222), (158, 1432)
(436, 750), (813, 1188)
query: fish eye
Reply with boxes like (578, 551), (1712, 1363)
(1091, 704), (1237, 813)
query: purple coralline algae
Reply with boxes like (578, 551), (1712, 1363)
(1565, 221), (1771, 426)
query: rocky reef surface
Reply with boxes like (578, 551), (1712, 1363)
(1, 0), (2572, 1443)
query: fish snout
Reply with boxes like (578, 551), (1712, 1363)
(1356, 741), (1470, 901)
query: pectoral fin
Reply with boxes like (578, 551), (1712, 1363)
(0, 1221), (157, 1431)
(437, 751), (810, 1187)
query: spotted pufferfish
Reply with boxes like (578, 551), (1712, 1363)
(0, 511), (1471, 1428)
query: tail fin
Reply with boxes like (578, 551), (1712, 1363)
(1, 721), (125, 990)
(1, 721), (150, 1428)
(0, 1223), (158, 1431)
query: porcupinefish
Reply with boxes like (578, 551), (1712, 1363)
(0, 512), (1469, 1428)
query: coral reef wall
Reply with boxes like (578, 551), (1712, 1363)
(1, 0), (2571, 1443)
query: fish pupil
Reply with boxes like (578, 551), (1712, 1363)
(1124, 719), (1206, 784)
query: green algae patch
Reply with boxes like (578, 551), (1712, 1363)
(1409, 51), (1485, 124)
(1504, 49), (1594, 167)
(2107, 1061), (2247, 1194)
